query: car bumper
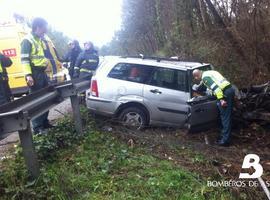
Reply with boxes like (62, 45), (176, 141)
(86, 96), (116, 117)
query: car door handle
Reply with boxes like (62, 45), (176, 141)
(150, 89), (162, 94)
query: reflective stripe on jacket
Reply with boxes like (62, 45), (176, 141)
(21, 33), (48, 75)
(74, 50), (99, 73)
(42, 35), (58, 75)
(202, 70), (231, 99)
(0, 62), (2, 73)
(80, 68), (94, 73)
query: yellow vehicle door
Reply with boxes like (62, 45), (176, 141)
(0, 22), (29, 95)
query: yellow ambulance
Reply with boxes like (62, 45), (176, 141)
(0, 21), (67, 95)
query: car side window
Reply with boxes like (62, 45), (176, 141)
(108, 63), (153, 84)
(176, 70), (187, 91)
(149, 67), (187, 91)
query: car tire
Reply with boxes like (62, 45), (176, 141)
(119, 107), (147, 130)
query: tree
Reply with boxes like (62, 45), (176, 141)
(101, 0), (270, 85)
(47, 27), (70, 59)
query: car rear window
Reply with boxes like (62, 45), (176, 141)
(108, 63), (154, 84)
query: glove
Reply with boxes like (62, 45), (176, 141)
(220, 99), (227, 107)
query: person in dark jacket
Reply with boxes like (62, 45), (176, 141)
(0, 53), (13, 105)
(74, 41), (99, 79)
(63, 40), (81, 79)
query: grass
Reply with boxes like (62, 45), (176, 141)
(0, 110), (232, 200)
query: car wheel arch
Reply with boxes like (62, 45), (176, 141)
(115, 102), (150, 125)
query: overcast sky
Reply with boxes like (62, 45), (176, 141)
(0, 0), (123, 47)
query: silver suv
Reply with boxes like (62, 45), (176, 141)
(86, 56), (218, 130)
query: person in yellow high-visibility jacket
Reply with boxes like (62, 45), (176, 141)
(20, 17), (53, 134)
(193, 69), (235, 146)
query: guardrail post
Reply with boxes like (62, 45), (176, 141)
(18, 121), (40, 179)
(70, 95), (83, 134)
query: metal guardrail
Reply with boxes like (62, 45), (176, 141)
(0, 78), (90, 178)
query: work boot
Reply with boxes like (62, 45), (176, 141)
(216, 140), (230, 147)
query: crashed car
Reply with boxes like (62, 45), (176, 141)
(86, 56), (218, 130)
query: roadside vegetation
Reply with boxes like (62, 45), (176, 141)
(0, 109), (232, 200)
(101, 0), (270, 87)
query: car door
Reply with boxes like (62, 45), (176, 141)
(143, 66), (190, 127)
(187, 96), (219, 131)
(187, 66), (219, 131)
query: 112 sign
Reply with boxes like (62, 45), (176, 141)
(2, 48), (17, 57)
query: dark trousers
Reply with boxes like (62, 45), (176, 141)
(217, 87), (235, 143)
(0, 81), (7, 105)
(30, 68), (49, 131)
(69, 67), (74, 79)
(0, 74), (10, 105)
(3, 80), (12, 101)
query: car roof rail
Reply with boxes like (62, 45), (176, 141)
(120, 54), (181, 62)
(120, 54), (203, 64)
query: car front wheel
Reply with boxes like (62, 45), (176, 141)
(119, 107), (147, 130)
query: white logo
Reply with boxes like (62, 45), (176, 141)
(239, 154), (263, 179)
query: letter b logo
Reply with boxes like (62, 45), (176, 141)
(239, 154), (263, 179)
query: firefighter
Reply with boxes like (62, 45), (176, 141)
(63, 40), (81, 79)
(193, 69), (235, 146)
(74, 41), (99, 79)
(20, 17), (53, 134)
(0, 53), (12, 105)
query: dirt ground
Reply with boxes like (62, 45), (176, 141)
(1, 103), (269, 199)
(93, 116), (270, 199)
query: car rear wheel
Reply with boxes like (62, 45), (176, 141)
(119, 107), (147, 130)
